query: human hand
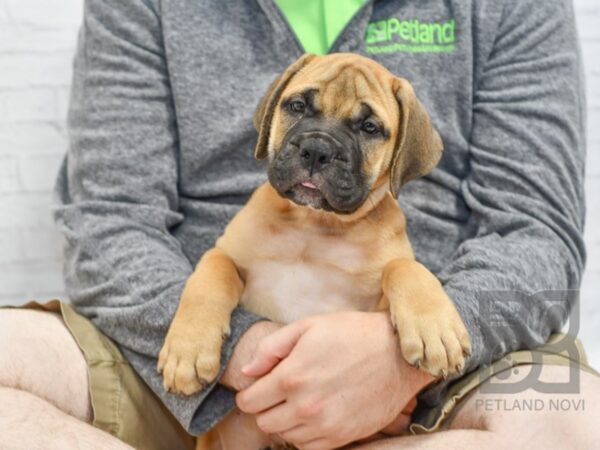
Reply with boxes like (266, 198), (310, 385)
(220, 320), (282, 392)
(236, 311), (434, 450)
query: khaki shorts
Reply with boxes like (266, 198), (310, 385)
(4, 300), (598, 449)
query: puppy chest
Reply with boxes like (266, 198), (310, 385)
(240, 260), (381, 323)
(238, 233), (383, 323)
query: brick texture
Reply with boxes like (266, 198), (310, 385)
(0, 0), (599, 367)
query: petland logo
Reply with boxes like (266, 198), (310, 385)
(365, 18), (456, 54)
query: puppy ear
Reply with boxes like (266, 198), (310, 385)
(389, 78), (443, 196)
(254, 54), (316, 160)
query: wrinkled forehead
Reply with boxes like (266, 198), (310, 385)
(283, 57), (398, 124)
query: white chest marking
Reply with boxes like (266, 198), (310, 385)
(239, 227), (381, 323)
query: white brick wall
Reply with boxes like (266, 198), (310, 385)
(0, 0), (599, 367)
(577, 0), (600, 369)
(0, 0), (79, 304)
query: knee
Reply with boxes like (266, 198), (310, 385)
(0, 309), (86, 386)
(0, 309), (91, 421)
(452, 364), (600, 448)
(0, 309), (63, 388)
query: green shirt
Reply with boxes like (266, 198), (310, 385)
(275, 0), (367, 54)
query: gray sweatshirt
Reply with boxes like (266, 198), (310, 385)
(54, 0), (586, 436)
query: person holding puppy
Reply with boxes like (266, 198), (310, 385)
(1, 1), (598, 449)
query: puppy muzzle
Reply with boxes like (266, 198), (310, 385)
(268, 123), (369, 214)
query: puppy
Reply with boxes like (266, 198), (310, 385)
(158, 53), (471, 449)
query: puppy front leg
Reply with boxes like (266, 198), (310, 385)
(158, 247), (243, 395)
(382, 258), (471, 378)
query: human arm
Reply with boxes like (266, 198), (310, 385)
(436, 0), (585, 375)
(54, 0), (265, 434)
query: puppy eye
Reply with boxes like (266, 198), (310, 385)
(361, 120), (380, 135)
(288, 100), (306, 114)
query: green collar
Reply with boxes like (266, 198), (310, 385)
(275, 0), (367, 55)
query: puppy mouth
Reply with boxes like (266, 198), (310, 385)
(300, 180), (318, 190)
(285, 180), (334, 211)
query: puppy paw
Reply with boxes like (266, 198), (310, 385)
(157, 323), (230, 395)
(390, 299), (471, 378)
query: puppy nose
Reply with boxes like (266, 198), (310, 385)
(299, 138), (334, 174)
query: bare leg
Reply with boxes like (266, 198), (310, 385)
(0, 387), (134, 450)
(351, 364), (600, 450)
(0, 309), (133, 449)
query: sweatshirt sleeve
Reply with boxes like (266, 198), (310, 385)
(53, 0), (263, 435)
(438, 0), (586, 373)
